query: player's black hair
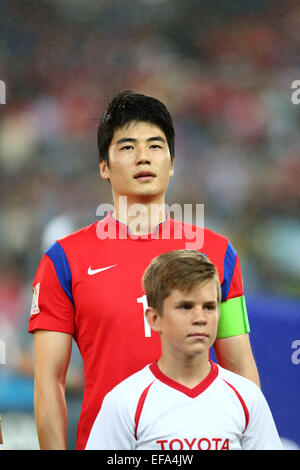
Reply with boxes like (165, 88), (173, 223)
(97, 91), (175, 164)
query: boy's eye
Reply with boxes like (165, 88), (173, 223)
(179, 303), (193, 310)
(204, 304), (216, 311)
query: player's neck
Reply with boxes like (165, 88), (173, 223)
(157, 352), (211, 389)
(112, 195), (167, 235)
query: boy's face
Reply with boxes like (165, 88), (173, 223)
(146, 280), (219, 359)
(99, 121), (174, 202)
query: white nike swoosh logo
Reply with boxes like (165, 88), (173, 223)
(88, 264), (117, 275)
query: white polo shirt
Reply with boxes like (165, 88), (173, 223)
(85, 360), (282, 450)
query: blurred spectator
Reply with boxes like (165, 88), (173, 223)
(0, 0), (299, 296)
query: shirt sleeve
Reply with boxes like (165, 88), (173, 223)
(241, 388), (283, 450)
(28, 242), (75, 335)
(85, 388), (136, 450)
(217, 241), (250, 339)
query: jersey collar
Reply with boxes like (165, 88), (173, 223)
(149, 360), (219, 398)
(105, 210), (171, 240)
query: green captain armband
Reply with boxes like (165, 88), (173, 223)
(216, 295), (250, 339)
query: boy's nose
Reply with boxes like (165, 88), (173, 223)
(192, 308), (207, 324)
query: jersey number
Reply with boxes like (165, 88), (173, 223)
(137, 295), (151, 337)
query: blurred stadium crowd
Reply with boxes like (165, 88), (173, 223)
(0, 0), (300, 449)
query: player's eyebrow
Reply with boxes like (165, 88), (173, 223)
(116, 136), (166, 145)
(147, 136), (166, 143)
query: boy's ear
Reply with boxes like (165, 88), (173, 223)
(145, 307), (161, 333)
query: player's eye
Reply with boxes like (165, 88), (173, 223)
(150, 144), (163, 149)
(120, 145), (134, 150)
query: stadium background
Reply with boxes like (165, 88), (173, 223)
(0, 0), (299, 449)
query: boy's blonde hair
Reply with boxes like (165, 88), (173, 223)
(142, 249), (221, 315)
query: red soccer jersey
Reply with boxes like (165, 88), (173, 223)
(28, 212), (246, 450)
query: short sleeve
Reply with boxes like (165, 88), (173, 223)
(241, 388), (283, 450)
(217, 241), (250, 339)
(221, 241), (243, 302)
(28, 242), (75, 335)
(85, 387), (136, 450)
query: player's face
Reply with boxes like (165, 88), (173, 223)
(99, 121), (174, 203)
(155, 280), (219, 359)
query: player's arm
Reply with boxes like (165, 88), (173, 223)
(214, 333), (260, 388)
(29, 245), (76, 449)
(33, 330), (72, 450)
(214, 295), (260, 387)
(214, 242), (260, 387)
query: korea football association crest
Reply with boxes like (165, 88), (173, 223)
(30, 283), (40, 315)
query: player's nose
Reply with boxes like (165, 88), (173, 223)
(135, 146), (151, 165)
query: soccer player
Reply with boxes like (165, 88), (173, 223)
(29, 91), (260, 450)
(86, 250), (282, 450)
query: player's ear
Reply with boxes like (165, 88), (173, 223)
(169, 158), (174, 177)
(99, 158), (110, 180)
(145, 307), (161, 333)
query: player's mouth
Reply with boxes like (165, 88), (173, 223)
(134, 171), (156, 181)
